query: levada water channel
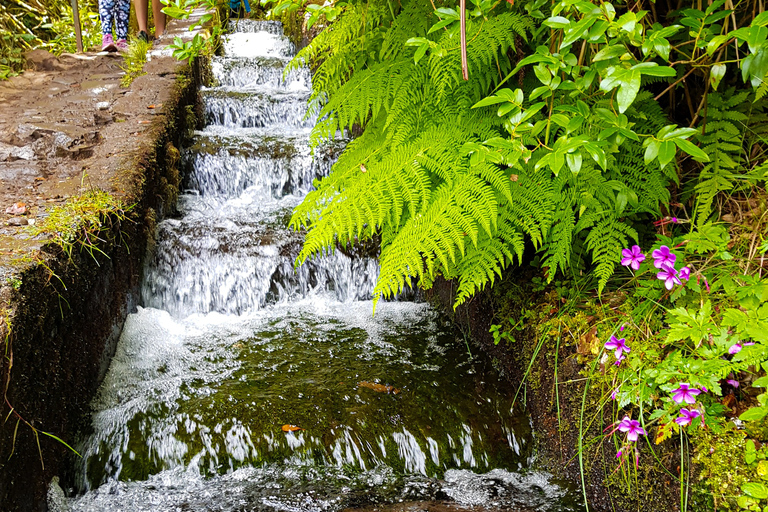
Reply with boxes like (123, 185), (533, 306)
(60, 20), (583, 512)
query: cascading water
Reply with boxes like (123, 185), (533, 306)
(61, 20), (583, 512)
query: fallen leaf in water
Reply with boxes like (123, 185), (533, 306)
(357, 381), (400, 394)
(281, 424), (302, 432)
(5, 203), (26, 215)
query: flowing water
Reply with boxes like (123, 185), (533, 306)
(60, 21), (583, 512)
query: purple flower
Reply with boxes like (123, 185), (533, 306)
(727, 379), (739, 388)
(678, 266), (691, 281)
(616, 450), (623, 458)
(701, 386), (708, 393)
(651, 245), (677, 269)
(674, 408), (702, 427)
(657, 264), (682, 290)
(605, 335), (630, 359)
(745, 342), (755, 346)
(617, 416), (647, 442)
(614, 354), (625, 366)
(729, 343), (742, 355)
(671, 383), (701, 404)
(611, 388), (619, 400)
(621, 245), (646, 271)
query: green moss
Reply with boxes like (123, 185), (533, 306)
(30, 189), (130, 262)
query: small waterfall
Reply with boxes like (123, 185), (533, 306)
(64, 19), (581, 512)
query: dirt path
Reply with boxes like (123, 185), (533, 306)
(0, 15), (203, 277)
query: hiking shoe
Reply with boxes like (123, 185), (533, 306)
(101, 33), (117, 52)
(138, 30), (149, 43)
(116, 39), (129, 52)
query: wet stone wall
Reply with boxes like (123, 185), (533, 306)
(0, 48), (204, 512)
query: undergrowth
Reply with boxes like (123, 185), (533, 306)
(31, 189), (131, 262)
(120, 39), (153, 87)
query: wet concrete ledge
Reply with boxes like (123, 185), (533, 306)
(0, 11), (212, 511)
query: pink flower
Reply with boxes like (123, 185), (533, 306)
(674, 408), (702, 427)
(671, 383), (701, 404)
(729, 343), (742, 355)
(651, 245), (676, 269)
(617, 416), (647, 442)
(605, 335), (630, 359)
(657, 264), (682, 290)
(678, 266), (691, 281)
(727, 379), (739, 388)
(621, 245), (646, 271)
(611, 388), (619, 400)
(616, 450), (623, 458)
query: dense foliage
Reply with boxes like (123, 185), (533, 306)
(0, 0), (101, 78)
(266, 0), (768, 507)
(279, 0), (766, 311)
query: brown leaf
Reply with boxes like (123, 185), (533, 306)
(360, 164), (367, 173)
(509, 174), (518, 181)
(281, 424), (302, 432)
(357, 381), (400, 394)
(137, 120), (151, 124)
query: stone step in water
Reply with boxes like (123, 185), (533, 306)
(201, 88), (312, 129)
(141, 203), (379, 315)
(183, 131), (342, 198)
(222, 31), (295, 59)
(227, 18), (285, 35)
(212, 56), (311, 90)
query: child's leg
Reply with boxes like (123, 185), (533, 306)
(99, 0), (116, 35)
(151, 0), (166, 37)
(114, 0), (131, 40)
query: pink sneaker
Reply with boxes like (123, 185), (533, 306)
(102, 33), (117, 52)
(116, 39), (129, 52)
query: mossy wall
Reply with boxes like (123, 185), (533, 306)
(0, 56), (205, 512)
(426, 273), (692, 512)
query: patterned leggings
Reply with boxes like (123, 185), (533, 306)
(99, 0), (130, 39)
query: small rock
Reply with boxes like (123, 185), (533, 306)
(7, 217), (28, 226)
(5, 203), (26, 215)
(94, 111), (113, 126)
(96, 101), (110, 110)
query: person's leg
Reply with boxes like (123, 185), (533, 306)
(100, 0), (117, 50)
(115, 0), (131, 50)
(135, 0), (149, 33)
(151, 0), (166, 37)
(99, 0), (116, 35)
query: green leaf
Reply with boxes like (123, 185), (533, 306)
(710, 63), (726, 90)
(674, 138), (710, 162)
(742, 482), (768, 499)
(544, 16), (571, 28)
(616, 71), (641, 113)
(658, 140), (676, 168)
(740, 408), (768, 422)
(593, 44), (627, 62)
(644, 140), (659, 164)
(707, 35), (730, 55)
